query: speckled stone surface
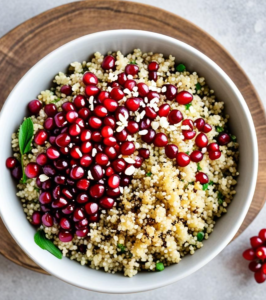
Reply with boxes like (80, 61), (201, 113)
(0, 1), (265, 299)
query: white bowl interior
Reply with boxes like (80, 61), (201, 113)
(0, 30), (258, 293)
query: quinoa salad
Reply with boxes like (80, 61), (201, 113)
(6, 49), (239, 277)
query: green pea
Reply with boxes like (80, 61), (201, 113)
(197, 232), (204, 241)
(176, 64), (186, 72)
(156, 262), (165, 271)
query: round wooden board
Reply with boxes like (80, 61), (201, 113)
(0, 0), (265, 275)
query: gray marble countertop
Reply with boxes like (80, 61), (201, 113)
(0, 1), (265, 299)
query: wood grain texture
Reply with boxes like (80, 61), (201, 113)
(0, 0), (265, 275)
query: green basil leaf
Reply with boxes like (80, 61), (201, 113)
(185, 103), (192, 110)
(197, 163), (202, 171)
(19, 118), (34, 155)
(34, 230), (62, 259)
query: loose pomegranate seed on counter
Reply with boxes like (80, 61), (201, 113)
(28, 100), (42, 115)
(6, 157), (18, 169)
(83, 72), (98, 85)
(176, 91), (193, 105)
(101, 55), (115, 70)
(243, 249), (255, 261)
(259, 229), (266, 241)
(250, 236), (263, 249)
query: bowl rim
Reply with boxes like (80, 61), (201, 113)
(0, 29), (258, 293)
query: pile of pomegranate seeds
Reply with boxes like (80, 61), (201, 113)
(243, 228), (266, 283)
(6, 58), (233, 244)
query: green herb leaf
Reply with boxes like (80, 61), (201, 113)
(146, 172), (152, 177)
(155, 262), (165, 271)
(186, 151), (190, 155)
(34, 230), (62, 259)
(117, 243), (126, 253)
(129, 60), (137, 65)
(19, 118), (34, 155)
(230, 134), (237, 142)
(34, 187), (40, 192)
(185, 103), (192, 110)
(216, 126), (224, 133)
(197, 232), (204, 242)
(202, 181), (213, 191)
(176, 64), (186, 72)
(51, 98), (61, 104)
(218, 191), (224, 205)
(197, 163), (202, 171)
(195, 83), (201, 91)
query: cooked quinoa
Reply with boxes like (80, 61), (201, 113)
(10, 49), (238, 277)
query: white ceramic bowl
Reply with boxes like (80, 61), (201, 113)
(0, 30), (258, 293)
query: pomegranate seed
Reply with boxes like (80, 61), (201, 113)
(70, 166), (84, 180)
(61, 204), (74, 215)
(66, 111), (78, 123)
(139, 118), (151, 130)
(90, 184), (105, 198)
(176, 91), (193, 105)
(106, 166), (115, 177)
(118, 72), (127, 85)
(141, 129), (156, 144)
(88, 213), (99, 222)
(153, 133), (168, 147)
(163, 144), (178, 159)
(83, 72), (98, 85)
(108, 174), (120, 189)
(126, 121), (139, 134)
(43, 165), (56, 176)
(259, 229), (266, 241)
(49, 136), (56, 145)
(73, 95), (86, 109)
(54, 175), (66, 185)
(95, 153), (109, 166)
(75, 218), (88, 230)
(137, 82), (149, 97)
(73, 208), (85, 222)
(54, 112), (67, 128)
(209, 151), (221, 160)
(44, 117), (55, 131)
(85, 85), (99, 97)
(46, 147), (60, 159)
(53, 159), (68, 170)
(94, 105), (108, 118)
(195, 172), (209, 184)
(41, 179), (52, 190)
(217, 133), (231, 145)
(263, 264), (266, 275)
(147, 91), (160, 101)
(59, 231), (73, 242)
(176, 152), (190, 167)
(110, 87), (124, 101)
(6, 157), (18, 169)
(103, 98), (118, 113)
(120, 142), (135, 155)
(62, 102), (75, 112)
(115, 129), (128, 142)
(168, 110), (183, 124)
(81, 141), (92, 154)
(98, 91), (110, 103)
(190, 150), (203, 162)
(255, 246), (266, 259)
(104, 146), (117, 160)
(44, 104), (57, 117)
(78, 108), (90, 120)
(195, 133), (208, 148)
(125, 64), (139, 76)
(111, 82), (119, 88)
(90, 131), (102, 143)
(207, 143), (219, 152)
(55, 133), (70, 147)
(34, 130), (48, 146)
(106, 187), (121, 197)
(60, 218), (71, 230)
(203, 123), (212, 133)
(94, 143), (104, 153)
(250, 236), (264, 249)
(182, 119), (194, 130)
(103, 137), (117, 146)
(124, 79), (136, 91)
(163, 84), (177, 100)
(149, 71), (157, 81)
(32, 211), (42, 226)
(76, 228), (89, 237)
(74, 118), (85, 128)
(11, 166), (22, 179)
(102, 55), (115, 70)
(85, 202), (99, 215)
(79, 129), (91, 142)
(194, 118), (205, 131)
(101, 126), (113, 138)
(42, 212), (53, 227)
(76, 193), (89, 204)
(70, 146), (82, 159)
(28, 100), (42, 115)
(114, 106), (129, 121)
(103, 116), (116, 129)
(60, 85), (72, 95)
(99, 197), (115, 209)
(148, 61), (159, 71)
(134, 156), (144, 168)
(69, 123), (81, 136)
(120, 176), (131, 187)
(145, 107), (157, 119)
(243, 248), (255, 260)
(139, 148), (150, 159)
(90, 165), (104, 180)
(158, 104), (170, 117)
(249, 261), (262, 272)
(88, 116), (102, 129)
(125, 97), (141, 111)
(254, 270), (266, 284)
(182, 130), (196, 140)
(24, 162), (41, 178)
(112, 158), (126, 173)
(76, 178), (90, 190)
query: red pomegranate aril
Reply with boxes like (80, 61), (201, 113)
(263, 264), (266, 275)
(124, 79), (136, 91)
(70, 159), (78, 167)
(176, 152), (190, 167)
(102, 55), (115, 70)
(76, 193), (89, 204)
(90, 131), (102, 143)
(106, 187), (121, 197)
(138, 148), (150, 159)
(69, 123), (81, 136)
(103, 137), (117, 146)
(42, 213), (53, 227)
(108, 174), (120, 189)
(85, 85), (100, 97)
(114, 106), (129, 121)
(90, 184), (105, 198)
(36, 177), (42, 188)
(126, 121), (139, 134)
(203, 123), (212, 133)
(46, 147), (60, 160)
(53, 159), (68, 170)
(84, 202), (99, 215)
(176, 91), (193, 105)
(43, 165), (56, 176)
(73, 208), (85, 222)
(44, 104), (57, 117)
(147, 91), (160, 101)
(94, 143), (104, 153)
(76, 179), (90, 191)
(74, 118), (85, 128)
(60, 218), (71, 230)
(62, 204), (75, 215)
(104, 146), (117, 160)
(120, 176), (131, 187)
(25, 162), (41, 178)
(118, 72), (127, 85)
(94, 105), (108, 118)
(34, 130), (48, 145)
(195, 133), (208, 148)
(95, 153), (109, 166)
(141, 129), (156, 144)
(49, 136), (56, 145)
(77, 156), (91, 169)
(149, 71), (157, 81)
(6, 157), (18, 169)
(153, 133), (168, 147)
(125, 64), (139, 76)
(194, 118), (205, 131)
(103, 98), (118, 113)
(32, 211), (42, 226)
(106, 166), (115, 177)
(182, 119), (194, 130)
(101, 126), (113, 138)
(148, 61), (159, 71)
(243, 248), (256, 260)
(115, 129), (128, 142)
(70, 146), (82, 159)
(73, 95), (86, 108)
(134, 156), (144, 168)
(11, 166), (22, 180)
(88, 116), (102, 129)
(54, 112), (67, 128)
(254, 270), (266, 284)
(60, 85), (72, 95)
(217, 133), (231, 146)
(28, 100), (42, 115)
(125, 98), (140, 112)
(66, 111), (78, 123)
(76, 228), (89, 237)
(78, 107), (91, 120)
(59, 230), (73, 242)
(88, 213), (99, 222)
(137, 82), (149, 97)
(207, 143), (219, 152)
(145, 107), (157, 119)
(52, 197), (68, 209)
(255, 246), (266, 259)
(163, 84), (177, 100)
(39, 191), (52, 204)
(139, 118), (151, 130)
(98, 91), (110, 103)
(209, 151), (221, 160)
(112, 158), (126, 173)
(70, 166), (84, 180)
(249, 261), (262, 272)
(250, 236), (264, 249)
(83, 72), (98, 85)
(99, 197), (115, 209)
(62, 102), (75, 112)
(190, 150), (203, 162)
(120, 142), (135, 155)
(103, 116), (115, 130)
(91, 165), (104, 180)
(259, 229), (266, 241)
(41, 179), (52, 190)
(55, 133), (71, 147)
(81, 141), (92, 154)
(168, 110), (183, 125)
(44, 117), (55, 131)
(110, 87), (124, 101)
(182, 130), (196, 140)
(61, 188), (73, 199)
(80, 129), (91, 142)
(165, 144), (178, 159)
(158, 104), (171, 117)
(54, 175), (66, 185)
(75, 218), (88, 230)
(195, 172), (209, 184)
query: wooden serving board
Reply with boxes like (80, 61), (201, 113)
(0, 0), (265, 275)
